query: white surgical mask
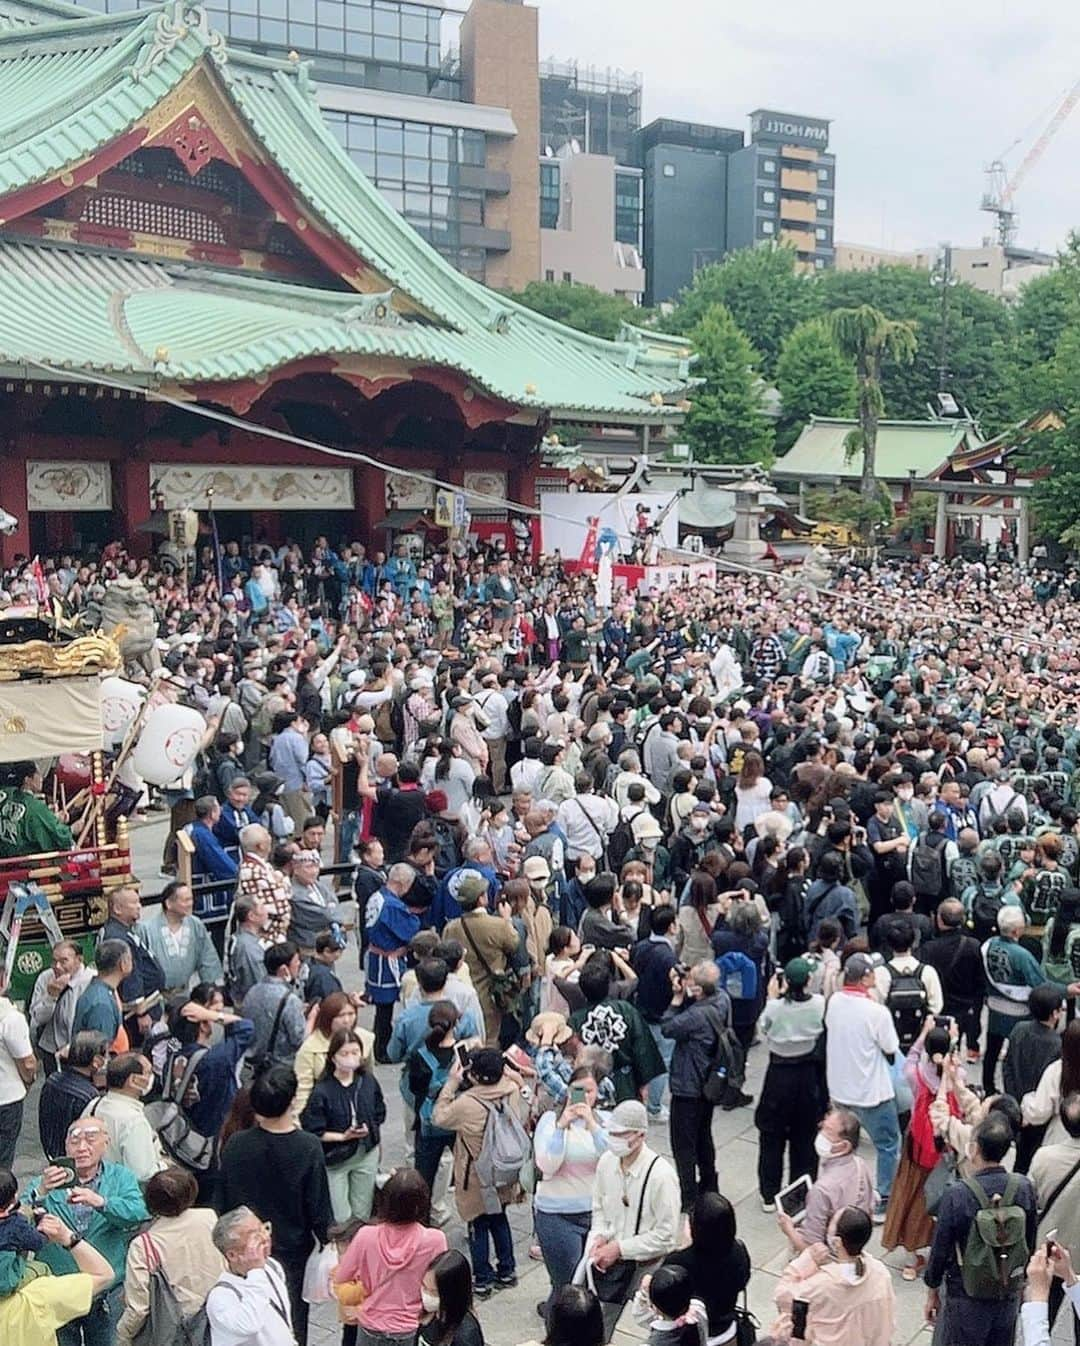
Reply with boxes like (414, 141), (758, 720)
(420, 1290), (441, 1315)
(605, 1133), (635, 1157)
(814, 1133), (838, 1160)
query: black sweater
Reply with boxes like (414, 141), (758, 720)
(662, 1240), (751, 1336)
(418, 1310), (485, 1346)
(301, 1072), (386, 1151)
(216, 1126), (332, 1255)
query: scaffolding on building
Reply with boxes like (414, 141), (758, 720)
(539, 58), (643, 159)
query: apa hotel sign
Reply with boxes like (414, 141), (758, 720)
(750, 109), (830, 149)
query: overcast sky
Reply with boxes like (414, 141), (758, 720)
(527, 0), (1080, 255)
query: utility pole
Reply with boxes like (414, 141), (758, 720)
(930, 243), (958, 393)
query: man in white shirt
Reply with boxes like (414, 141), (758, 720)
(557, 776), (619, 869)
(824, 953), (901, 1218)
(980, 769), (1028, 834)
(207, 1207), (295, 1346)
(612, 752), (662, 811)
(28, 940), (95, 1074)
(586, 1099), (681, 1341)
(475, 672), (511, 794)
(511, 741), (544, 795)
(83, 1052), (166, 1184)
(0, 990), (35, 1167)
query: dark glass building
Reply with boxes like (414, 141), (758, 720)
(634, 109), (835, 305)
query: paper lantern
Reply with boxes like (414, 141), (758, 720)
(100, 677), (144, 748)
(168, 509), (199, 549)
(131, 703), (205, 786)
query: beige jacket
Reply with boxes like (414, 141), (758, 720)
(431, 1075), (525, 1224)
(116, 1207), (225, 1344)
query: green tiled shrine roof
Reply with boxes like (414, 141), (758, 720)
(0, 0), (692, 422)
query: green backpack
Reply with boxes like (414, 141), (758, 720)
(959, 1175), (1028, 1300)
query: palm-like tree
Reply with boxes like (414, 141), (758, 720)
(827, 305), (917, 499)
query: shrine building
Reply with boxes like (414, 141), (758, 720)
(0, 0), (692, 559)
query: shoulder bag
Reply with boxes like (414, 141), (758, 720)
(131, 1233), (208, 1346)
(460, 915), (521, 1012)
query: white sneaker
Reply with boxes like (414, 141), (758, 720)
(760, 1198), (776, 1213)
(648, 1107), (670, 1124)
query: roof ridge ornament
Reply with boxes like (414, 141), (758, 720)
(339, 291), (401, 328)
(128, 1), (226, 84)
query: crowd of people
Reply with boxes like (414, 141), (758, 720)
(6, 533), (1080, 1346)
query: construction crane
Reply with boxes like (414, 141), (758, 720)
(981, 77), (1080, 247)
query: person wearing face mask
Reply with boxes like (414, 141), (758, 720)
(82, 1051), (167, 1184)
(773, 1207), (895, 1346)
(301, 1028), (385, 1223)
(417, 1249), (483, 1346)
(561, 856), (596, 933)
(624, 815), (671, 895)
(823, 954), (901, 1219)
(533, 1066), (608, 1316)
(777, 1108), (875, 1254)
(584, 1099), (681, 1342)
(892, 773), (928, 842)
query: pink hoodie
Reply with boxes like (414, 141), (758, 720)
(773, 1254), (896, 1346)
(336, 1221), (448, 1334)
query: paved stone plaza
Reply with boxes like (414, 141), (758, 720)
(9, 814), (1069, 1346)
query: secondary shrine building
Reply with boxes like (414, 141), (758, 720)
(0, 0), (692, 560)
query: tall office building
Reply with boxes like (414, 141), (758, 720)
(635, 119), (743, 307)
(74, 0), (540, 287)
(635, 108), (836, 305)
(727, 111), (835, 269)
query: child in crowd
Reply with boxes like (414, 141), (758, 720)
(632, 1266), (708, 1346)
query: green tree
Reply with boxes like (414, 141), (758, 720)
(1026, 411), (1080, 545)
(827, 305), (917, 500)
(815, 265), (1012, 424)
(505, 280), (645, 340)
(1012, 264), (1079, 363)
(684, 305), (774, 465)
(667, 243), (814, 374)
(1033, 323), (1080, 417)
(774, 318), (857, 452)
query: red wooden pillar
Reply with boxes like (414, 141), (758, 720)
(0, 450), (30, 565)
(112, 459), (151, 556)
(352, 462), (384, 548)
(509, 451), (540, 560)
(44, 511), (73, 551)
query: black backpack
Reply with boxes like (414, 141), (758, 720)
(430, 817), (461, 876)
(969, 883), (1006, 940)
(911, 831), (948, 899)
(885, 964), (929, 1051)
(607, 817), (635, 872)
(701, 1004), (746, 1104)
